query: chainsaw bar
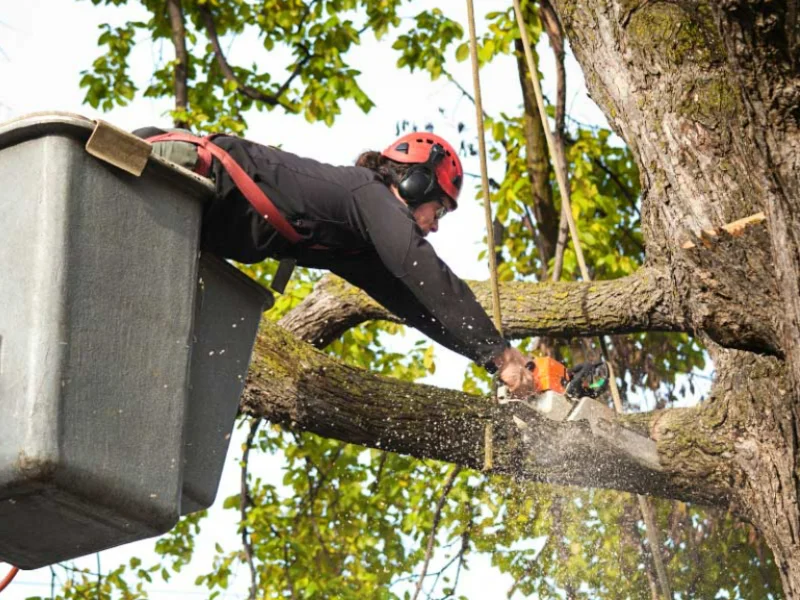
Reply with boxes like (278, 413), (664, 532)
(508, 392), (662, 472)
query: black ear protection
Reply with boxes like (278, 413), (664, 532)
(397, 143), (446, 205)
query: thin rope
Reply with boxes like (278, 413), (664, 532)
(466, 0), (503, 332)
(466, 0), (503, 472)
(511, 1), (672, 598)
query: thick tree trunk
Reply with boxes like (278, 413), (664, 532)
(714, 348), (800, 595)
(714, 1), (800, 394)
(546, 0), (800, 593)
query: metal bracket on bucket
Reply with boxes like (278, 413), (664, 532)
(85, 119), (152, 176)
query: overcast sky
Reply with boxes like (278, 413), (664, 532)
(0, 1), (608, 597)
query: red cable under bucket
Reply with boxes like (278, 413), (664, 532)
(0, 565), (19, 594)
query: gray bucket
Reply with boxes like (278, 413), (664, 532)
(182, 254), (272, 514)
(0, 113), (210, 569)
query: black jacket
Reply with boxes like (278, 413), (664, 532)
(137, 129), (508, 368)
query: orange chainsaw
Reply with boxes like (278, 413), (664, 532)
(528, 357), (608, 397)
(502, 357), (661, 471)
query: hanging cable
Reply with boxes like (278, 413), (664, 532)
(510, 1), (672, 598)
(0, 565), (19, 594)
(465, 0), (504, 471)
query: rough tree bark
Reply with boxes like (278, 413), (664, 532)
(545, 0), (800, 594)
(238, 0), (800, 596)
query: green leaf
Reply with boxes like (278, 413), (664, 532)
(222, 493), (240, 510)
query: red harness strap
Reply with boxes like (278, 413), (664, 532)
(146, 132), (305, 245)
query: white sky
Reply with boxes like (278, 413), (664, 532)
(0, 1), (612, 598)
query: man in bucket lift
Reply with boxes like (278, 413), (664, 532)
(135, 127), (535, 396)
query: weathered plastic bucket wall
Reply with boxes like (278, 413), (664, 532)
(181, 254), (272, 514)
(0, 114), (210, 569)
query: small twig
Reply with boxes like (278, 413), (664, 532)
(446, 531), (470, 598)
(522, 204), (551, 280)
(539, 0), (566, 137)
(443, 69), (491, 121)
(588, 155), (638, 207)
(564, 112), (604, 131)
(411, 465), (462, 600)
(450, 478), (480, 598)
(551, 193), (570, 281)
(49, 565), (57, 600)
(273, 49), (309, 100)
(96, 553), (102, 598)
(55, 564), (102, 578)
(428, 539), (468, 597)
(272, 0), (320, 104)
(371, 451), (389, 492)
(507, 575), (524, 598)
(295, 444), (345, 523)
(200, 5), (301, 111)
(283, 542), (300, 600)
(309, 515), (337, 572)
(241, 417), (261, 600)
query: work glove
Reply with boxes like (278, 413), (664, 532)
(492, 347), (535, 397)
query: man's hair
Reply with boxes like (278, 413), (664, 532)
(355, 151), (412, 188)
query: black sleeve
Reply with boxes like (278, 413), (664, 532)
(132, 126), (167, 138)
(342, 182), (508, 367)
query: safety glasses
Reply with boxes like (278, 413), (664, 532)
(434, 200), (449, 220)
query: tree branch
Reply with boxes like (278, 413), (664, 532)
(442, 68), (490, 121)
(241, 315), (732, 507)
(279, 266), (683, 348)
(165, 0), (189, 127)
(514, 37), (560, 267)
(281, 245), (784, 357)
(240, 418), (260, 600)
(200, 5), (306, 112)
(412, 466), (461, 600)
(540, 0), (566, 137)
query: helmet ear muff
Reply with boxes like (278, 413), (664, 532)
(397, 165), (437, 204)
(397, 143), (446, 205)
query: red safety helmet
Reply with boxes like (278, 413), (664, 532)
(381, 132), (464, 207)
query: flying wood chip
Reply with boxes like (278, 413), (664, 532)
(682, 212), (767, 249)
